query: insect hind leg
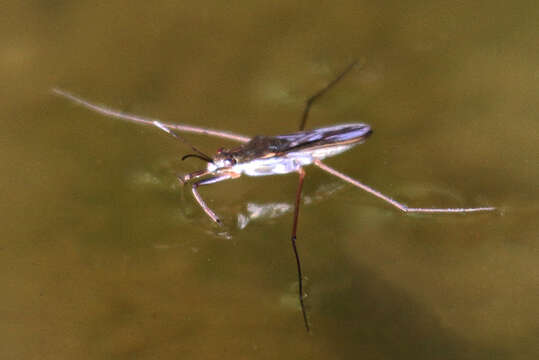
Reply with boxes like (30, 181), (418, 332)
(299, 60), (360, 131)
(314, 160), (496, 214)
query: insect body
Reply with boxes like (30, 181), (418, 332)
(212, 123), (372, 175)
(52, 62), (495, 332)
(186, 124), (372, 224)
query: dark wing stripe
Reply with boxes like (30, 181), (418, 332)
(274, 124), (370, 153)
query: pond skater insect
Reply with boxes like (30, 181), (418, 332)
(52, 61), (495, 332)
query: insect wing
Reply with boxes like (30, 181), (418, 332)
(275, 123), (371, 153)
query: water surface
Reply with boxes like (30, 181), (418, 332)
(2, 1), (538, 359)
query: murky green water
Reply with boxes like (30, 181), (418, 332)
(2, 1), (538, 359)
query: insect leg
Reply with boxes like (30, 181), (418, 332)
(177, 169), (210, 185)
(51, 88), (251, 143)
(299, 60), (359, 131)
(315, 160), (496, 213)
(290, 167), (310, 331)
(191, 175), (232, 224)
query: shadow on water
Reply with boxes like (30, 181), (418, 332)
(313, 261), (507, 360)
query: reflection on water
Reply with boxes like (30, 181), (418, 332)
(238, 182), (345, 229)
(127, 165), (347, 233)
(238, 202), (293, 229)
(2, 0), (538, 359)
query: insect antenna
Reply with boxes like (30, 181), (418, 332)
(152, 121), (214, 163)
(181, 153), (213, 162)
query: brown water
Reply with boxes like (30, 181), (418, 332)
(2, 1), (538, 359)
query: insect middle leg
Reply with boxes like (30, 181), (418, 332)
(51, 88), (251, 143)
(299, 60), (359, 131)
(315, 160), (496, 213)
(290, 167), (310, 331)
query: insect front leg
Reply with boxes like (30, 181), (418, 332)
(191, 175), (233, 224)
(315, 160), (496, 214)
(177, 169), (210, 185)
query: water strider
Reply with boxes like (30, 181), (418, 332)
(52, 62), (495, 332)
